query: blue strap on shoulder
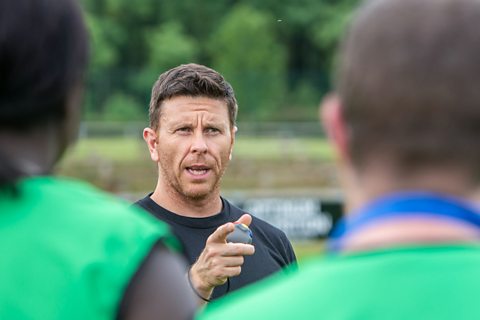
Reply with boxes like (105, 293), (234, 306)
(329, 192), (480, 252)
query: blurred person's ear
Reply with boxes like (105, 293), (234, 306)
(320, 94), (350, 163)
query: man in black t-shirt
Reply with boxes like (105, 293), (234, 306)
(136, 63), (297, 303)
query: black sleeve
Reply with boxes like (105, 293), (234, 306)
(251, 215), (298, 268)
(117, 242), (197, 320)
(282, 232), (297, 265)
(281, 233), (298, 271)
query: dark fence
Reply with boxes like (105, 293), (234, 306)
(79, 121), (326, 139)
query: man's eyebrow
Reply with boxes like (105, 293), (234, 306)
(166, 119), (194, 127)
(204, 118), (229, 127)
(204, 122), (224, 127)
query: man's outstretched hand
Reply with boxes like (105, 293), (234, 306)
(189, 214), (254, 302)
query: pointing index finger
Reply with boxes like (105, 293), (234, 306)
(206, 222), (235, 244)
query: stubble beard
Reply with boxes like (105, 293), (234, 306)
(158, 161), (227, 203)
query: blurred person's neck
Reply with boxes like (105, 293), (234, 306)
(342, 160), (480, 213)
(337, 161), (480, 253)
(0, 121), (65, 179)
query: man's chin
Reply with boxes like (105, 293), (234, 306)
(182, 186), (216, 201)
(174, 179), (221, 201)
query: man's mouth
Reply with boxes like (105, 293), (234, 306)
(186, 166), (210, 176)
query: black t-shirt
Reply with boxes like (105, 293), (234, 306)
(135, 195), (297, 300)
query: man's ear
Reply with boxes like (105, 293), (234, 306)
(143, 127), (159, 162)
(320, 94), (350, 162)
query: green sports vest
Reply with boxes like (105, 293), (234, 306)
(199, 245), (480, 320)
(0, 177), (178, 319)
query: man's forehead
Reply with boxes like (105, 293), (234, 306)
(159, 96), (229, 122)
(162, 96), (227, 109)
(161, 112), (228, 124)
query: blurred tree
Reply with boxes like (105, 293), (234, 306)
(86, 15), (121, 69)
(147, 22), (198, 70)
(128, 22), (199, 106)
(157, 0), (234, 60)
(102, 93), (144, 121)
(84, 14), (124, 119)
(80, 0), (359, 122)
(82, 0), (163, 116)
(209, 5), (287, 120)
(310, 0), (358, 71)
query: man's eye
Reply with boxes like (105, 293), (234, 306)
(176, 127), (191, 133)
(205, 127), (220, 134)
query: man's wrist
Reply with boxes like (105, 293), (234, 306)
(187, 267), (213, 302)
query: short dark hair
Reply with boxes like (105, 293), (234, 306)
(0, 0), (88, 129)
(338, 0), (480, 177)
(148, 63), (238, 130)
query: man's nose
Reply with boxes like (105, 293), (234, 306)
(190, 131), (208, 154)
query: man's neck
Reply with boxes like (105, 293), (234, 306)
(150, 184), (223, 218)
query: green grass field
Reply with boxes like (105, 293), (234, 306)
(62, 136), (335, 162)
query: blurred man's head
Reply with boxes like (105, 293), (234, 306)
(322, 0), (480, 199)
(0, 0), (88, 185)
(0, 0), (88, 130)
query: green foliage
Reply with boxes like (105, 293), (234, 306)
(102, 93), (145, 121)
(284, 81), (323, 121)
(157, 0), (233, 43)
(310, 0), (358, 71)
(80, 0), (361, 121)
(147, 22), (198, 70)
(129, 22), (199, 98)
(209, 5), (287, 120)
(86, 15), (121, 69)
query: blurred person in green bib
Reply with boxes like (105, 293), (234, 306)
(197, 0), (480, 319)
(0, 0), (196, 319)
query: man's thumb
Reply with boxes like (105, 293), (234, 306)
(235, 213), (252, 227)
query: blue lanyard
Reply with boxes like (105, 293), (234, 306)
(329, 192), (480, 251)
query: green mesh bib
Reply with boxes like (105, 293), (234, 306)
(0, 177), (178, 319)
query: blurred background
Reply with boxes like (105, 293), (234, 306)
(57, 0), (360, 262)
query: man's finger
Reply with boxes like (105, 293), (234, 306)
(235, 213), (252, 227)
(222, 256), (245, 267)
(223, 266), (242, 278)
(221, 243), (255, 256)
(206, 222), (235, 244)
